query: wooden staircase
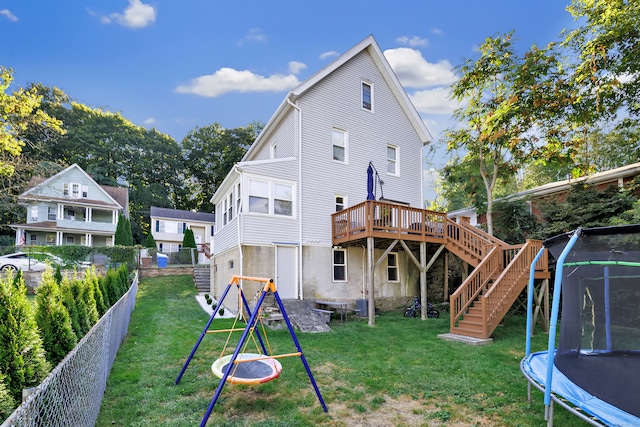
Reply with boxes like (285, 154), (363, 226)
(445, 219), (548, 339)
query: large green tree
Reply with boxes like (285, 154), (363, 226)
(181, 122), (262, 212)
(25, 87), (188, 243)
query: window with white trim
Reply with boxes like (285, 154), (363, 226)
(387, 253), (399, 282)
(82, 185), (88, 198)
(248, 179), (269, 214)
(362, 81), (373, 111)
(156, 220), (165, 232)
(335, 195), (346, 212)
(246, 178), (295, 217)
(333, 248), (347, 282)
(227, 193), (234, 221)
(332, 128), (347, 163)
(387, 144), (398, 175)
(71, 183), (81, 198)
(236, 183), (241, 213)
(178, 222), (187, 234)
(270, 140), (277, 159)
(63, 183), (69, 196)
(30, 206), (38, 221)
(274, 183), (293, 216)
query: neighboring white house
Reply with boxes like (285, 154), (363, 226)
(13, 164), (128, 247)
(210, 35), (433, 309)
(150, 206), (215, 264)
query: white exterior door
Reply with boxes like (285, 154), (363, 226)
(275, 246), (297, 299)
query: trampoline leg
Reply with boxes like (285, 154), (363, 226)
(527, 383), (531, 402)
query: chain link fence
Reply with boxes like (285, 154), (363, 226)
(1, 272), (139, 427)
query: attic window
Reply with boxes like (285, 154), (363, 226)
(362, 81), (372, 111)
(82, 185), (88, 198)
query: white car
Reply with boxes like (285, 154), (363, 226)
(0, 252), (92, 272)
(0, 252), (48, 272)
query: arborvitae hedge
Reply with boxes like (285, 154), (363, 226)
(0, 273), (50, 401)
(60, 278), (82, 339)
(143, 233), (157, 249)
(69, 279), (91, 337)
(34, 270), (77, 367)
(0, 374), (16, 421)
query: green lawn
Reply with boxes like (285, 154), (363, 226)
(96, 275), (589, 427)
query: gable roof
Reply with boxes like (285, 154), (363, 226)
(20, 163), (124, 209)
(242, 34), (432, 161)
(150, 206), (215, 223)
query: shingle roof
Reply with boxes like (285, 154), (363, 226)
(150, 206), (216, 223)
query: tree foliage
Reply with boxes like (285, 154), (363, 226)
(181, 122), (261, 212)
(0, 272), (50, 401)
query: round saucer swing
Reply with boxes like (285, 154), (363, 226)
(211, 353), (282, 385)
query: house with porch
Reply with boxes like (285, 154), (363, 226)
(150, 206), (215, 264)
(210, 35), (548, 339)
(12, 164), (128, 247)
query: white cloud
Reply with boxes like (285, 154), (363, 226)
(0, 9), (18, 22)
(238, 28), (266, 45)
(176, 68), (300, 97)
(319, 50), (339, 60)
(110, 0), (156, 29)
(396, 36), (428, 48)
(431, 28), (443, 36)
(384, 47), (457, 88)
(288, 61), (307, 74)
(143, 117), (156, 126)
(409, 86), (460, 115)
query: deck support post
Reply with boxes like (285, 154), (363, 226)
(367, 236), (375, 326)
(420, 242), (427, 320)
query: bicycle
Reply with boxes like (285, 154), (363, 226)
(403, 297), (440, 318)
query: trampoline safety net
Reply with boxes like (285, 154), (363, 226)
(545, 224), (640, 417)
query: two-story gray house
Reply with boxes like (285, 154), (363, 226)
(13, 164), (128, 247)
(210, 35), (433, 310)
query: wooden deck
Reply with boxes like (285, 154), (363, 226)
(332, 200), (448, 246)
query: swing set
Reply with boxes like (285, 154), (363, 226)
(175, 275), (328, 426)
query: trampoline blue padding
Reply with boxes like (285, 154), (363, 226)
(521, 351), (640, 427)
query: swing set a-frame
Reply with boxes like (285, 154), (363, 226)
(175, 275), (328, 426)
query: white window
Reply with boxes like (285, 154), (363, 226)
(156, 220), (165, 232)
(48, 207), (56, 220)
(223, 197), (228, 225)
(178, 222), (187, 234)
(236, 183), (241, 213)
(63, 183), (69, 196)
(332, 128), (347, 163)
(71, 183), (80, 198)
(227, 193), (234, 221)
(66, 236), (75, 244)
(333, 248), (347, 282)
(274, 183), (293, 216)
(30, 234), (37, 243)
(335, 195), (346, 212)
(387, 253), (399, 282)
(270, 141), (277, 159)
(387, 145), (398, 175)
(248, 179), (269, 214)
(362, 81), (373, 111)
(82, 185), (88, 198)
(30, 206), (38, 221)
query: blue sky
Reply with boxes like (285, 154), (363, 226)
(1, 1), (577, 200)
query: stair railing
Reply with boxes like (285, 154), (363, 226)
(449, 245), (500, 329)
(479, 239), (545, 337)
(444, 218), (495, 264)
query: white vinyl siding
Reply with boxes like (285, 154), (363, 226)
(298, 50), (424, 245)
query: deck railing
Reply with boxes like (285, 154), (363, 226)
(332, 200), (447, 244)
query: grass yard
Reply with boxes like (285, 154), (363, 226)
(96, 275), (590, 427)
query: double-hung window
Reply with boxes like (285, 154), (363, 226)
(362, 81), (373, 111)
(248, 179), (269, 214)
(387, 144), (399, 175)
(248, 179), (294, 217)
(333, 248), (347, 282)
(387, 253), (399, 282)
(332, 128), (347, 163)
(335, 195), (346, 212)
(71, 183), (81, 198)
(227, 193), (234, 221)
(30, 206), (38, 221)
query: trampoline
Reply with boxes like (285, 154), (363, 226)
(211, 353), (282, 385)
(522, 225), (640, 426)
